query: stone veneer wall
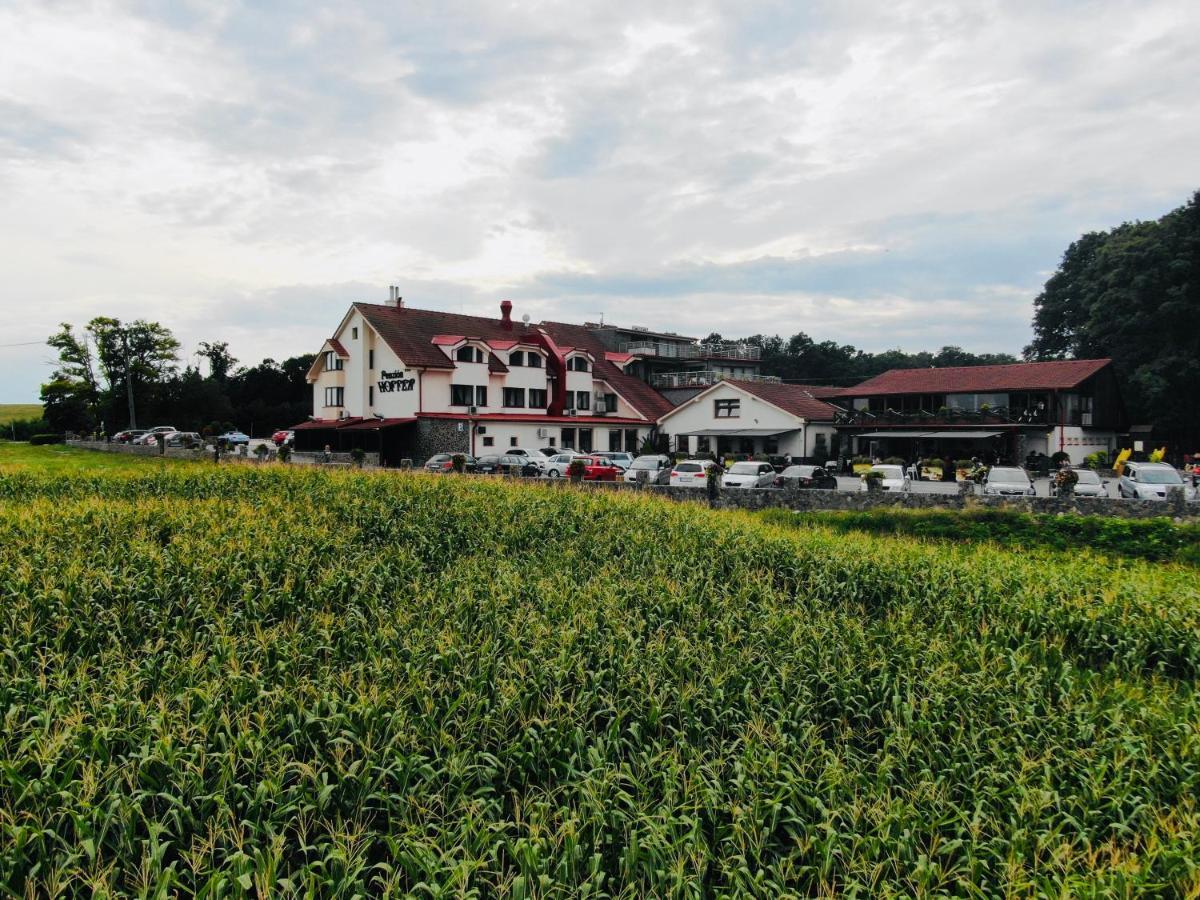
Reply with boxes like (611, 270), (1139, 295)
(414, 418), (470, 463)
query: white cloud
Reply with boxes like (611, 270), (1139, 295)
(1, 0), (1197, 401)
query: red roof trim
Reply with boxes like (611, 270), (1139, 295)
(418, 412), (645, 425)
(430, 334), (464, 346)
(338, 417), (417, 430)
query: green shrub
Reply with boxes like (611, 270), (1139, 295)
(1051, 450), (1071, 465)
(882, 456), (906, 465)
(28, 433), (64, 445)
(1084, 450), (1110, 469)
(953, 458), (973, 469)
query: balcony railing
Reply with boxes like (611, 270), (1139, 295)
(833, 406), (1051, 427)
(621, 341), (761, 361)
(650, 371), (782, 389)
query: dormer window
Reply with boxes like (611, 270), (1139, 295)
(509, 350), (525, 367)
(527, 353), (542, 369)
(567, 356), (590, 372)
(456, 345), (485, 363)
(323, 351), (343, 371)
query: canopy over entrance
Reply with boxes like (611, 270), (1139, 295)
(684, 427), (797, 437)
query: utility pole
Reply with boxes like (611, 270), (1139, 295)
(123, 331), (137, 429)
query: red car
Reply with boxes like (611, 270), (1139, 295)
(272, 429), (294, 446)
(578, 455), (620, 481)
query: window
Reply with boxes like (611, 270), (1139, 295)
(324, 351), (343, 371)
(323, 386), (344, 407)
(482, 436), (494, 447)
(451, 384), (474, 406)
(527, 353), (542, 369)
(509, 351), (524, 367)
(475, 386), (487, 407)
(609, 429), (622, 450)
(368, 385), (374, 405)
(528, 389), (547, 409)
(561, 427), (576, 449)
(714, 398), (740, 418)
(576, 391), (590, 411)
(351, 327), (358, 339)
(568, 356), (590, 372)
(510, 436), (518, 447)
(368, 349), (374, 370)
(578, 428), (593, 451)
(697, 436), (711, 453)
(602, 392), (617, 413)
(456, 345), (484, 363)
(503, 387), (525, 408)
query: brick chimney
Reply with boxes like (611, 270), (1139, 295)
(500, 299), (513, 330)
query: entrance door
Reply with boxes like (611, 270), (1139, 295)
(578, 428), (593, 452)
(624, 429), (638, 452)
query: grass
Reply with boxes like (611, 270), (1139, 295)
(0, 466), (1198, 895)
(0, 441), (184, 474)
(0, 404), (41, 426)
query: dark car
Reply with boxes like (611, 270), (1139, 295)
(774, 465), (838, 490)
(476, 454), (539, 476)
(112, 429), (148, 444)
(423, 453), (478, 473)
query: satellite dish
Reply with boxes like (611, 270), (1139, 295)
(522, 313), (531, 325)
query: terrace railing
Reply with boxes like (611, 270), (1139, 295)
(621, 341), (762, 361)
(651, 371), (783, 389)
(833, 406), (1052, 427)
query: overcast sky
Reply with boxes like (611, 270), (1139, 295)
(2, 0), (1198, 402)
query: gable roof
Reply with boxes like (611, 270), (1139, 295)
(352, 303), (675, 421)
(658, 379), (840, 424)
(727, 380), (841, 421)
(842, 359), (1113, 396)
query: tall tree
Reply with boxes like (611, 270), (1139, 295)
(197, 341), (237, 382)
(1026, 190), (1200, 433)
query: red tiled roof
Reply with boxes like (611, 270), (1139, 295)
(292, 417), (363, 430)
(487, 339), (519, 351)
(353, 303), (675, 421)
(725, 381), (840, 421)
(339, 417), (417, 430)
(786, 383), (848, 399)
(605, 351), (634, 364)
(487, 352), (508, 374)
(430, 334), (464, 346)
(844, 359), (1113, 396)
(327, 338), (349, 357)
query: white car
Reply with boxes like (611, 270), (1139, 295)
(1053, 467), (1107, 497)
(862, 464), (911, 492)
(623, 454), (672, 485)
(543, 453), (578, 477)
(670, 459), (718, 487)
(509, 448), (551, 472)
(721, 461), (776, 489)
(1118, 462), (1197, 501)
(135, 431), (175, 446)
(981, 466), (1035, 496)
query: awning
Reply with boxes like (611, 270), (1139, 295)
(291, 418), (363, 431)
(684, 427), (799, 437)
(339, 417), (417, 431)
(921, 430), (1003, 439)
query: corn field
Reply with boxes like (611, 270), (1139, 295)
(1, 466), (1199, 896)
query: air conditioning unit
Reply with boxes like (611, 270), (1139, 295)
(468, 406), (478, 415)
(536, 427), (548, 439)
(476, 426), (487, 434)
(567, 409), (578, 417)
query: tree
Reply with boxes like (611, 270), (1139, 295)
(1026, 190), (1200, 433)
(40, 378), (95, 434)
(197, 341), (237, 382)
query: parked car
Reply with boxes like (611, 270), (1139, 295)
(539, 446), (577, 458)
(148, 425), (177, 434)
(775, 465), (838, 490)
(576, 455), (621, 481)
(722, 461), (777, 489)
(1051, 467), (1107, 497)
(509, 448), (551, 472)
(423, 453), (478, 473)
(272, 429), (294, 446)
(543, 453), (578, 477)
(166, 431), (203, 449)
(134, 431), (167, 446)
(981, 466), (1035, 497)
(595, 451), (635, 470)
(670, 459), (718, 487)
(863, 464), (912, 492)
(112, 429), (147, 444)
(218, 431), (250, 446)
(475, 454), (539, 476)
(623, 454), (672, 485)
(1118, 462), (1197, 501)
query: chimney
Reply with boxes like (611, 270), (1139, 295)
(500, 299), (513, 331)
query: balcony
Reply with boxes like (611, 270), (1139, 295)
(650, 371), (783, 389)
(833, 406), (1051, 428)
(621, 340), (761, 361)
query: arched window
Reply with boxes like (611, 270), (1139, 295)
(569, 356), (590, 372)
(526, 352), (542, 369)
(509, 351), (525, 367)
(456, 345), (483, 363)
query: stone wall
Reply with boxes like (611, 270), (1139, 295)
(554, 480), (1198, 519)
(414, 417), (469, 463)
(67, 440), (209, 461)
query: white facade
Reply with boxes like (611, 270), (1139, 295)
(657, 382), (837, 460)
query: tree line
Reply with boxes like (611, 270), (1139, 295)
(32, 317), (313, 438)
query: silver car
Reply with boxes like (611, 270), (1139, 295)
(1053, 467), (1107, 497)
(721, 461), (776, 489)
(982, 466), (1035, 496)
(1118, 462), (1197, 501)
(623, 455), (672, 485)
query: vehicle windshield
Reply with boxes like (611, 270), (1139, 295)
(729, 462), (761, 475)
(988, 467), (1028, 481)
(676, 463), (701, 472)
(428, 455), (450, 463)
(1136, 468), (1182, 484)
(1075, 470), (1101, 483)
(631, 458), (660, 469)
(870, 466), (903, 478)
